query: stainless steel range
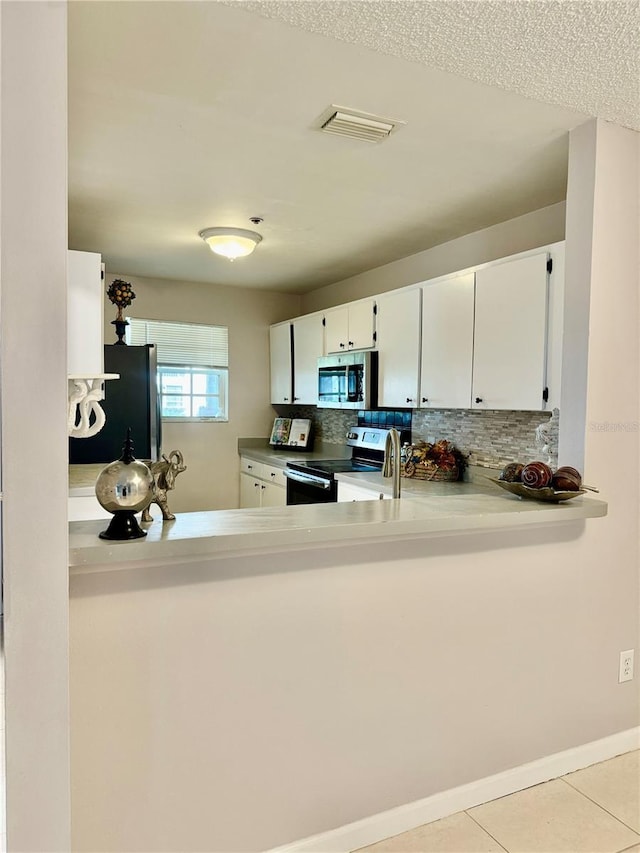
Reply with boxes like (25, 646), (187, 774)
(283, 426), (398, 505)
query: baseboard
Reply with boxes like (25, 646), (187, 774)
(265, 727), (640, 853)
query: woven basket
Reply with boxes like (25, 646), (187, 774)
(400, 440), (464, 481)
(400, 461), (459, 481)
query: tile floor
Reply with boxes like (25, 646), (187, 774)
(356, 750), (640, 853)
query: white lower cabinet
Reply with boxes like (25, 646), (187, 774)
(338, 481), (389, 502)
(239, 457), (286, 508)
(240, 473), (263, 508)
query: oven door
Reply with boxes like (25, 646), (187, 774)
(284, 468), (337, 504)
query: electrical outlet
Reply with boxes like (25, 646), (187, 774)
(619, 649), (634, 683)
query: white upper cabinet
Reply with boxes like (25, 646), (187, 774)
(420, 272), (475, 409)
(292, 314), (324, 404)
(269, 322), (292, 404)
(541, 242), (564, 411)
(324, 299), (375, 353)
(472, 251), (549, 411)
(376, 288), (421, 407)
(269, 242), (562, 414)
(68, 249), (104, 375)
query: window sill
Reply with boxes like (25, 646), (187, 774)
(161, 417), (228, 424)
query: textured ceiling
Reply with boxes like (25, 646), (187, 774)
(232, 0), (640, 132)
(68, 1), (638, 294)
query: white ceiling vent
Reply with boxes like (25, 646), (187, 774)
(317, 105), (405, 143)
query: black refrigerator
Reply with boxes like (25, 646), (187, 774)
(69, 344), (162, 464)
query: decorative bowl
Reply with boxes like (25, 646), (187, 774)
(488, 478), (586, 503)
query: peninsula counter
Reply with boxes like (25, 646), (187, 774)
(69, 481), (607, 573)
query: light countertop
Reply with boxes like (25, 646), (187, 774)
(69, 463), (105, 496)
(68, 438), (607, 572)
(238, 437), (353, 466)
(69, 487), (607, 573)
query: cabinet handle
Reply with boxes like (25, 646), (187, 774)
(254, 482), (259, 488)
(339, 342), (345, 349)
(270, 472), (276, 478)
(475, 397), (483, 404)
(284, 397), (289, 401)
(261, 485), (266, 490)
(348, 341), (354, 348)
(293, 396), (299, 401)
(406, 397), (413, 404)
(247, 464), (253, 470)
(422, 397), (428, 403)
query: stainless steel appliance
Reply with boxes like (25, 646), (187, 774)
(284, 425), (391, 505)
(69, 344), (161, 463)
(317, 350), (377, 409)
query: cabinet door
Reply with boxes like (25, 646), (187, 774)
(347, 299), (376, 350)
(239, 473), (262, 508)
(262, 463), (287, 488)
(260, 481), (286, 508)
(269, 323), (293, 404)
(376, 289), (421, 408)
(472, 252), (549, 411)
(324, 306), (350, 353)
(68, 250), (103, 375)
(292, 314), (324, 404)
(338, 482), (386, 501)
(420, 273), (475, 409)
(240, 457), (264, 478)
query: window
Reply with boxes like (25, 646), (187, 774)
(127, 319), (229, 421)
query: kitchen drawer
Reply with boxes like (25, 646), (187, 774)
(240, 457), (264, 478)
(261, 463), (287, 488)
(338, 482), (388, 502)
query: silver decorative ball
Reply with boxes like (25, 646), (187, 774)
(95, 457), (154, 514)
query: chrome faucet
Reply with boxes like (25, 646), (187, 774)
(382, 427), (402, 499)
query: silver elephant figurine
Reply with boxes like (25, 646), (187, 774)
(141, 450), (187, 523)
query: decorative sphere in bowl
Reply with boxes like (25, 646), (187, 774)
(552, 466), (582, 491)
(499, 462), (524, 482)
(521, 461), (553, 489)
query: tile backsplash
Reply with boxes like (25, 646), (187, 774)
(272, 405), (356, 445)
(272, 405), (558, 469)
(412, 408), (557, 469)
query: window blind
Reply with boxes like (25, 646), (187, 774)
(127, 319), (228, 368)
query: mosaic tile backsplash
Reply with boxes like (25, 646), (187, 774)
(412, 408), (557, 469)
(272, 405), (558, 469)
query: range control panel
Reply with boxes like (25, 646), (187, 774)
(346, 426), (392, 451)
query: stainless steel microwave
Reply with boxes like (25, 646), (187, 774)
(317, 350), (377, 409)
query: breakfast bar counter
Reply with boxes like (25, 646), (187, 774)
(68, 480), (607, 573)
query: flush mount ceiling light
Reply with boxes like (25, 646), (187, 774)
(199, 227), (263, 260)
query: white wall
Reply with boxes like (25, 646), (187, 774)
(558, 122), (597, 470)
(0, 2), (70, 850)
(301, 201), (566, 312)
(69, 120), (639, 852)
(103, 273), (300, 511)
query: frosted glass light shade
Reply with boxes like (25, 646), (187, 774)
(199, 227), (262, 260)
